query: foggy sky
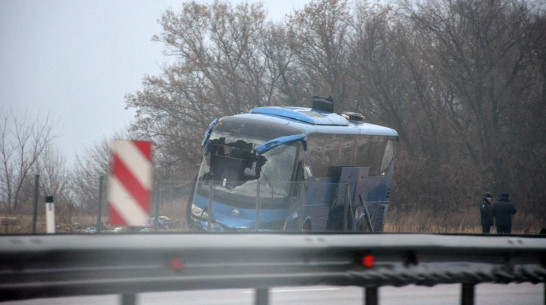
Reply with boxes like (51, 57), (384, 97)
(0, 0), (310, 165)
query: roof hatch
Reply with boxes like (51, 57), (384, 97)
(311, 96), (334, 113)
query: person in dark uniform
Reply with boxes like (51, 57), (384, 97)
(479, 192), (494, 233)
(492, 193), (516, 234)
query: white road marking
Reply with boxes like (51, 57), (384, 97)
(238, 287), (340, 294)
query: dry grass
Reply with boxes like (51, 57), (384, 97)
(384, 207), (543, 234)
(154, 198), (189, 231)
(2, 200), (542, 235)
(0, 200), (189, 234)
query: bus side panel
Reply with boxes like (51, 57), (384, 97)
(304, 178), (336, 231)
(192, 193), (287, 231)
(365, 171), (393, 232)
(366, 177), (391, 202)
(303, 205), (330, 231)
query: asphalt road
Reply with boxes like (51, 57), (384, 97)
(4, 283), (542, 305)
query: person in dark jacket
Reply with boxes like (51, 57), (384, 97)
(479, 193), (494, 233)
(492, 193), (516, 234)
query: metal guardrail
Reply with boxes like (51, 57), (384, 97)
(0, 234), (545, 305)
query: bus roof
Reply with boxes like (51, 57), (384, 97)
(230, 106), (398, 137)
(251, 107), (349, 126)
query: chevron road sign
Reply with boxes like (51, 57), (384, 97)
(107, 140), (152, 226)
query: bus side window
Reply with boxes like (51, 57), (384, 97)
(323, 137), (340, 168)
(309, 135), (326, 177)
(339, 135), (355, 166)
(355, 136), (370, 170)
(355, 136), (385, 176)
(380, 139), (395, 175)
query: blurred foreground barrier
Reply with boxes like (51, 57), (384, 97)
(0, 234), (545, 305)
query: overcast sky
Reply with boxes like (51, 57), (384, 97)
(0, 0), (310, 165)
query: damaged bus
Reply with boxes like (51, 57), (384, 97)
(187, 97), (398, 232)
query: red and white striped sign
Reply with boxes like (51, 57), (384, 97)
(107, 140), (152, 226)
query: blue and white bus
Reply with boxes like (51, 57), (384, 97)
(187, 97), (398, 232)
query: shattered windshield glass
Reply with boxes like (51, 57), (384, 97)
(196, 131), (298, 200)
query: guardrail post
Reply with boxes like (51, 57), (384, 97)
(255, 288), (269, 305)
(45, 196), (55, 234)
(32, 175), (39, 234)
(121, 293), (137, 305)
(461, 283), (474, 305)
(364, 287), (379, 305)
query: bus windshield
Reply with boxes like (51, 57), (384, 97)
(196, 130), (298, 201)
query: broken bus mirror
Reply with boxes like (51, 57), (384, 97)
(201, 118), (219, 152)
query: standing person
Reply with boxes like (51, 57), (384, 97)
(479, 193), (494, 233)
(492, 193), (516, 234)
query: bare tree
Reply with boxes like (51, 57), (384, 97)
(0, 111), (55, 212)
(126, 1), (282, 179)
(349, 3), (415, 149)
(400, 0), (537, 167)
(34, 145), (74, 223)
(285, 0), (352, 109)
(395, 0), (546, 216)
(123, 0), (546, 228)
(71, 134), (117, 212)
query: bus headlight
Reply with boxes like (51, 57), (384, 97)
(191, 204), (208, 220)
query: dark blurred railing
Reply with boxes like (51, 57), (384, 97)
(0, 234), (544, 305)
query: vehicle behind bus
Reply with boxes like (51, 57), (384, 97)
(187, 97), (398, 233)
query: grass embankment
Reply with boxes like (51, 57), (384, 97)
(1, 201), (542, 234)
(384, 208), (543, 234)
(0, 198), (190, 234)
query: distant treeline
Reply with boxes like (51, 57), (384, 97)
(124, 0), (546, 224)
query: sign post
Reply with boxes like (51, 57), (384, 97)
(32, 175), (39, 234)
(45, 196), (55, 234)
(96, 176), (104, 234)
(107, 140), (152, 228)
